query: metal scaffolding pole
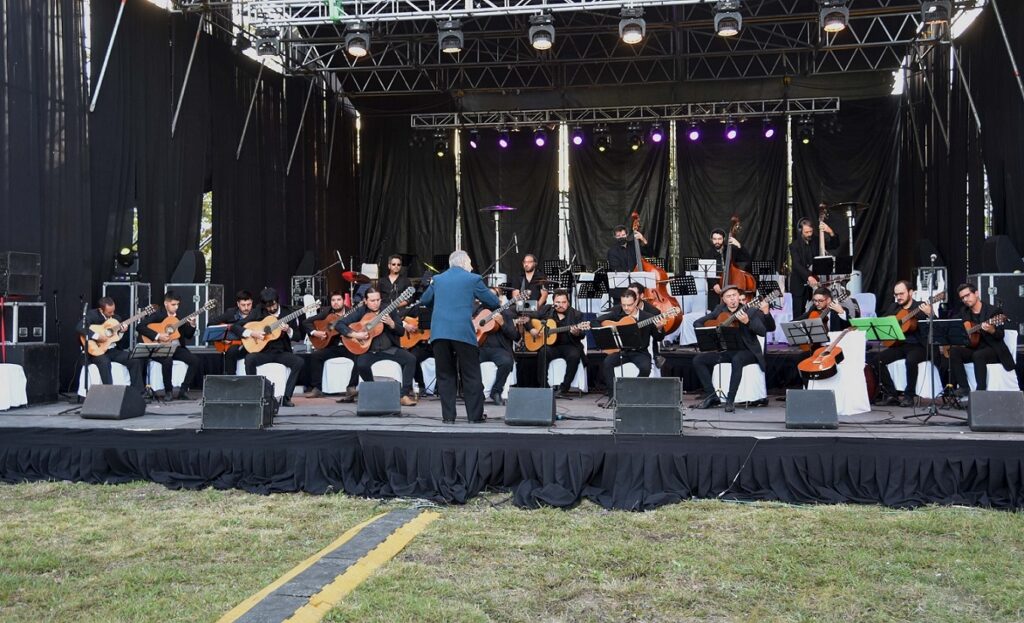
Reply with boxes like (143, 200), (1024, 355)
(325, 96), (339, 187)
(171, 15), (205, 138)
(88, 0), (127, 113)
(287, 79), (317, 176)
(235, 62), (266, 160)
(991, 0), (1024, 108)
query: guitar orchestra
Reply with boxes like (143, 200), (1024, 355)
(74, 212), (1016, 419)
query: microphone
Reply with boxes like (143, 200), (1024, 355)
(513, 233), (519, 254)
(336, 250), (346, 270)
(930, 253), (937, 263)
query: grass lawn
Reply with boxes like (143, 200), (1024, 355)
(2, 482), (1023, 623)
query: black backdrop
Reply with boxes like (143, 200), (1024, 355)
(460, 133), (559, 276)
(678, 124), (787, 270)
(569, 125), (670, 268)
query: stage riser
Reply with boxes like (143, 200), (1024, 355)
(2, 429), (1023, 510)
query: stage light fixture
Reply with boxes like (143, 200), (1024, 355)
(922, 0), (952, 24)
(497, 129), (511, 149)
(649, 123), (665, 144)
(762, 118), (776, 139)
(686, 122), (701, 142)
(797, 118), (814, 144)
(627, 124), (644, 151)
(819, 1), (849, 33)
(345, 22), (371, 58)
(255, 26), (280, 56)
(438, 19), (464, 54)
(434, 131), (449, 158)
(467, 129), (480, 150)
(618, 7), (646, 45)
(595, 125), (610, 152)
(528, 14), (555, 51)
(534, 127), (548, 148)
(714, 1), (742, 37)
(570, 126), (585, 146)
(724, 120), (738, 141)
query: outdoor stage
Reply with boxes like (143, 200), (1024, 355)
(3, 392), (1024, 511)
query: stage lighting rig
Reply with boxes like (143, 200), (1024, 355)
(345, 22), (371, 58)
(762, 118), (776, 139)
(686, 122), (701, 142)
(570, 126), (585, 146)
(714, 1), (742, 37)
(627, 124), (644, 151)
(594, 125), (610, 152)
(649, 123), (665, 144)
(618, 7), (646, 45)
(534, 127), (548, 147)
(438, 19), (464, 54)
(528, 14), (555, 51)
(467, 129), (480, 150)
(819, 1), (849, 33)
(434, 131), (449, 158)
(497, 128), (511, 149)
(724, 120), (738, 141)
(255, 26), (280, 56)
(797, 117), (815, 144)
(922, 1), (952, 24)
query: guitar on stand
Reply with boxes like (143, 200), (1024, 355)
(142, 300), (218, 345)
(81, 305), (158, 356)
(340, 287), (415, 355)
(242, 300), (322, 353)
(798, 327), (857, 381)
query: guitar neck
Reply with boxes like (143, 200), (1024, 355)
(271, 307), (307, 331)
(638, 311), (673, 329)
(822, 328), (855, 355)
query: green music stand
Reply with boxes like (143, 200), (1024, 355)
(850, 316), (905, 342)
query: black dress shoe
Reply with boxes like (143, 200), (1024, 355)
(694, 394), (721, 410)
(162, 392), (173, 404)
(724, 401), (735, 413)
(281, 397), (295, 408)
(490, 392), (505, 406)
(468, 414), (488, 423)
(899, 395), (916, 408)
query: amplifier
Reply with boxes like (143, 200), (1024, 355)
(201, 375), (277, 429)
(102, 282), (151, 351)
(613, 377), (683, 435)
(164, 283), (224, 348)
(0, 251), (41, 297)
(1, 302), (46, 344)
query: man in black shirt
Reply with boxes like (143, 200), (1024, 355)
(532, 289), (588, 398)
(596, 289), (664, 397)
(788, 217), (841, 317)
(874, 280), (935, 407)
(477, 287), (522, 405)
(511, 254), (548, 307)
(336, 287), (418, 406)
(692, 285), (767, 413)
(605, 225), (648, 301)
(208, 289), (254, 375)
(234, 287), (305, 408)
(378, 255), (412, 307)
(302, 291), (357, 398)
(947, 283), (1014, 402)
(76, 296), (146, 395)
(795, 287), (851, 333)
(138, 291), (201, 402)
(704, 228), (751, 309)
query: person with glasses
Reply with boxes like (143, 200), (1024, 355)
(795, 286), (850, 332)
(511, 253), (548, 307)
(947, 283), (1014, 404)
(378, 254), (412, 307)
(872, 280), (935, 407)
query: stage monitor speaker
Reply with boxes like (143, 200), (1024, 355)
(168, 250), (206, 284)
(0, 251), (41, 297)
(968, 391), (1024, 432)
(785, 389), (838, 429)
(357, 381), (401, 416)
(981, 235), (1024, 274)
(504, 387), (555, 426)
(613, 377), (682, 435)
(201, 375), (277, 429)
(3, 343), (58, 403)
(81, 385), (146, 420)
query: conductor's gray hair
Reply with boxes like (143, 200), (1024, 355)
(449, 250), (472, 270)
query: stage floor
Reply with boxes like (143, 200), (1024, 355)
(2, 392), (1018, 441)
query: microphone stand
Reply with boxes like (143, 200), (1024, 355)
(907, 256), (962, 424)
(79, 298), (91, 398)
(480, 237), (518, 286)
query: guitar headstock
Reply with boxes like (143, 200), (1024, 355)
(399, 287), (416, 302)
(990, 314), (1008, 327)
(305, 300), (322, 313)
(932, 292), (947, 304)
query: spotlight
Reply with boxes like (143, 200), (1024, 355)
(528, 14), (555, 51)
(255, 26), (280, 56)
(686, 122), (701, 142)
(434, 131), (449, 158)
(762, 118), (776, 139)
(534, 127), (548, 148)
(921, 0), (952, 24)
(724, 121), (738, 141)
(570, 125), (585, 146)
(467, 129), (479, 150)
(497, 129), (511, 149)
(714, 1), (742, 37)
(113, 246), (138, 278)
(345, 22), (371, 58)
(649, 123), (665, 144)
(627, 124), (644, 151)
(116, 247), (135, 267)
(594, 125), (610, 153)
(819, 1), (849, 33)
(438, 19), (464, 54)
(797, 118), (814, 144)
(618, 7), (646, 45)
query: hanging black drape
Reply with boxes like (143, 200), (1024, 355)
(460, 134), (558, 276)
(358, 120), (456, 270)
(792, 98), (901, 298)
(677, 125), (786, 270)
(0, 0), (92, 385)
(569, 125), (670, 269)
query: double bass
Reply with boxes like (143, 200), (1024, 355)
(719, 216), (756, 298)
(629, 212), (682, 334)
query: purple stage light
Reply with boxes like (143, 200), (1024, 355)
(570, 126), (585, 146)
(498, 130), (510, 149)
(724, 122), (738, 141)
(650, 129), (664, 143)
(533, 127), (547, 147)
(687, 125), (700, 141)
(763, 127), (775, 139)
(535, 136), (546, 147)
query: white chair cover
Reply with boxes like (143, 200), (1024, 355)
(147, 360), (189, 392)
(886, 360), (945, 399)
(235, 360), (288, 398)
(322, 357), (356, 394)
(808, 330), (870, 415)
(965, 330), (1020, 391)
(0, 363), (29, 410)
(711, 336), (767, 403)
(77, 362), (131, 397)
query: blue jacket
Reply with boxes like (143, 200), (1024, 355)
(419, 266), (500, 346)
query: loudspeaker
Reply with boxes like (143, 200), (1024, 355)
(982, 236), (1024, 274)
(504, 387), (555, 426)
(785, 389), (838, 429)
(968, 390), (1024, 432)
(0, 251), (41, 296)
(2, 343), (58, 403)
(613, 377), (682, 435)
(80, 385), (146, 420)
(168, 250), (206, 284)
(357, 381), (401, 416)
(201, 375), (277, 429)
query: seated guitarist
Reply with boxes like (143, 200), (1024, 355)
(302, 292), (357, 399)
(477, 287), (523, 406)
(596, 289), (664, 398)
(874, 280), (935, 407)
(796, 287), (851, 333)
(207, 289), (253, 375)
(138, 291), (201, 402)
(400, 303), (435, 397)
(692, 285), (767, 413)
(532, 289), (586, 399)
(335, 287), (418, 407)
(75, 297), (146, 396)
(233, 287), (305, 408)
(948, 283), (1014, 404)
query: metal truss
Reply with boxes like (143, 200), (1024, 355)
(409, 98), (841, 129)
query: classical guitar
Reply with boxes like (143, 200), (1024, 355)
(881, 292), (946, 347)
(241, 300), (322, 353)
(309, 312), (344, 351)
(81, 305), (158, 356)
(142, 300), (218, 344)
(474, 292), (528, 345)
(597, 307), (681, 354)
(964, 313), (1008, 348)
(798, 326), (857, 381)
(340, 287), (416, 355)
(703, 291), (782, 329)
(523, 318), (592, 352)
(399, 316), (430, 350)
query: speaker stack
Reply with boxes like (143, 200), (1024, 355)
(613, 377), (683, 434)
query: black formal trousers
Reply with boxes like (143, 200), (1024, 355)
(948, 345), (1003, 392)
(244, 351), (304, 399)
(601, 350), (651, 395)
(355, 348), (416, 396)
(409, 343), (434, 394)
(479, 347), (514, 397)
(86, 349), (144, 392)
(433, 339), (485, 422)
(158, 345), (199, 394)
(309, 345), (357, 390)
(693, 350), (759, 400)
(222, 344), (246, 375)
(876, 343), (928, 396)
(538, 344), (583, 390)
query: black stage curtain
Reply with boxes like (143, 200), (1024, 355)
(3, 428), (1024, 511)
(792, 98), (901, 298)
(569, 125), (669, 268)
(678, 125), (786, 270)
(0, 0), (93, 384)
(358, 120), (456, 269)
(460, 134), (558, 276)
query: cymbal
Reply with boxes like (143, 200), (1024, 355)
(478, 204), (517, 212)
(342, 271), (371, 284)
(826, 201), (870, 212)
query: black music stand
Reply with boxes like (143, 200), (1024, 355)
(781, 320), (830, 350)
(904, 319), (970, 423)
(643, 257), (667, 270)
(695, 326), (745, 399)
(812, 256), (836, 276)
(592, 323), (645, 408)
(756, 279), (782, 302)
(669, 275), (697, 297)
(682, 256), (700, 271)
(751, 261), (777, 276)
(576, 274), (608, 315)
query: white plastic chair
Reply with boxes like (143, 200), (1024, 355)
(852, 293), (877, 318)
(547, 341), (589, 393)
(77, 362), (131, 397)
(965, 330), (1020, 391)
(612, 342), (660, 379)
(321, 357), (356, 394)
(711, 336), (767, 403)
(235, 360), (288, 398)
(886, 360), (944, 399)
(147, 360), (189, 393)
(808, 330), (871, 415)
(0, 364), (28, 410)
